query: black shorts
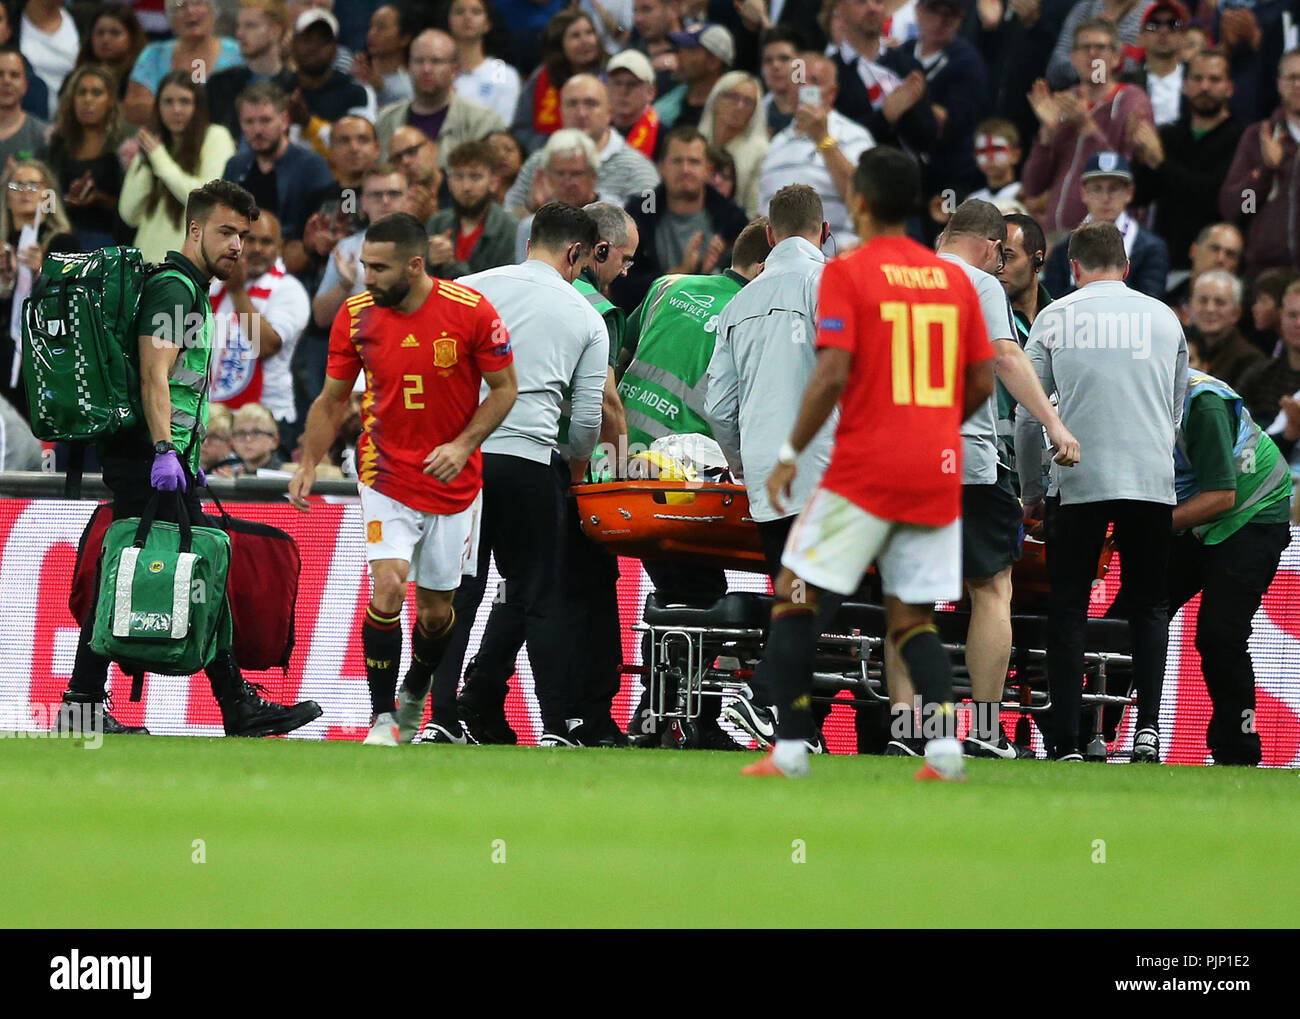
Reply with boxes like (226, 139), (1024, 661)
(962, 473), (1024, 580)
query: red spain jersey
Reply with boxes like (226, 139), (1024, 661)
(816, 235), (993, 526)
(327, 279), (513, 514)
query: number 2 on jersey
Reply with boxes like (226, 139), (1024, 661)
(403, 374), (425, 410)
(882, 301), (958, 407)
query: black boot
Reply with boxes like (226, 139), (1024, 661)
(209, 651), (322, 737)
(54, 692), (149, 735)
(456, 655), (517, 745)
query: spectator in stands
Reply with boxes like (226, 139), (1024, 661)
(376, 28), (505, 167)
(448, 0), (520, 125)
(975, 0), (1075, 154)
(615, 124), (748, 309)
(700, 71), (766, 217)
(0, 47), (48, 165)
(311, 163), (410, 330)
(282, 8), (376, 158)
(968, 118), (1024, 207)
(512, 9), (604, 153)
(127, 0), (242, 127)
(386, 123), (441, 221)
(490, 0), (564, 76)
(0, 159), (73, 415)
(628, 0), (681, 97)
(1238, 280), (1300, 431)
(351, 2), (414, 108)
(328, 114), (380, 195)
(486, 127), (523, 202)
(1046, 0), (1155, 90)
(759, 25), (802, 137)
(72, 4), (147, 103)
(231, 402), (286, 472)
(1220, 47), (1300, 275)
(48, 65), (131, 250)
(119, 69), (236, 260)
(505, 74), (659, 216)
(1043, 151), (1169, 299)
(1023, 18), (1156, 235)
(757, 53), (874, 249)
(1139, 1), (1188, 126)
(707, 143), (736, 202)
(1132, 48), (1242, 273)
(0, 3), (49, 119)
(1187, 270), (1263, 388)
(511, 128), (603, 261)
(655, 22), (731, 132)
(830, 0), (934, 159)
(224, 81), (335, 242)
(427, 139), (517, 278)
(19, 0), (78, 119)
(606, 49), (658, 159)
(1164, 221), (1243, 320)
(1249, 267), (1298, 357)
(883, 0), (987, 216)
(284, 0), (352, 73)
(205, 0), (288, 140)
(209, 209), (309, 443)
(201, 403), (242, 477)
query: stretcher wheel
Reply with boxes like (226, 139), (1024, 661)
(665, 719), (698, 750)
(1084, 735), (1108, 762)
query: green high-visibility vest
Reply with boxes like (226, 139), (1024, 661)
(617, 271), (744, 449)
(557, 274), (624, 456)
(153, 269), (212, 474)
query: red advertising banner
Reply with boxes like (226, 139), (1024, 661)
(1, 498), (1297, 765)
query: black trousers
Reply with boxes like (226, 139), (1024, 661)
(1112, 522), (1290, 765)
(1045, 497), (1172, 756)
(455, 456), (624, 724)
(430, 452), (571, 731)
(68, 457), (243, 701)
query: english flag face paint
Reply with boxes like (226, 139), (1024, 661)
(975, 134), (1014, 169)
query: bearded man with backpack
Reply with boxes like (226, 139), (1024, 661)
(51, 180), (322, 738)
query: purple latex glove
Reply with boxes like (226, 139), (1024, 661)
(151, 450), (187, 492)
(196, 466), (207, 487)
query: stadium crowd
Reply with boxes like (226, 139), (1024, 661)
(6, 0), (1297, 766)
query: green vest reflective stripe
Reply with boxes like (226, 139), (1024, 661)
(616, 272), (743, 450)
(157, 269), (211, 473)
(1175, 372), (1292, 543)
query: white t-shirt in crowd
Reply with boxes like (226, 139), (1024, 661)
(21, 10), (79, 119)
(208, 259), (310, 424)
(1147, 65), (1184, 126)
(455, 58), (522, 126)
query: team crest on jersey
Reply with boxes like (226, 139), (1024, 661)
(433, 337), (458, 368)
(367, 520), (383, 544)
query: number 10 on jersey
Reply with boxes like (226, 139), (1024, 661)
(882, 301), (958, 408)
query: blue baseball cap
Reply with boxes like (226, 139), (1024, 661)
(1081, 151), (1134, 182)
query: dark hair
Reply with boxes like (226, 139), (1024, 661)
(0, 43), (25, 71)
(186, 180), (260, 230)
(75, 3), (146, 88)
(759, 25), (804, 52)
(705, 143), (734, 175)
(733, 217), (773, 269)
(542, 8), (602, 89)
(448, 139), (494, 170)
(1004, 212), (1046, 265)
(769, 184), (823, 239)
(1253, 267), (1300, 306)
(150, 70), (211, 228)
(661, 125), (708, 159)
(852, 146), (921, 226)
(436, 0), (508, 60)
(237, 80), (289, 114)
(1189, 45), (1229, 73)
(365, 212), (429, 257)
(51, 65), (124, 165)
(529, 200), (598, 254)
(945, 198), (1007, 243)
(1068, 221), (1127, 270)
(1074, 17), (1119, 47)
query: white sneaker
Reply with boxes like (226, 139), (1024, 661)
(395, 684), (428, 744)
(363, 712), (399, 747)
(1131, 727), (1160, 763)
(417, 720), (472, 745)
(916, 737), (967, 782)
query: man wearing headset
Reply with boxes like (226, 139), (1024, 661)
(998, 212), (1053, 489)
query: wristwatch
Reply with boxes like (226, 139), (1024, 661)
(153, 440), (176, 455)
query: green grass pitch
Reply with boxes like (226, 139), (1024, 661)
(2, 736), (1297, 928)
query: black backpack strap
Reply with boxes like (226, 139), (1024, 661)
(129, 669), (145, 702)
(64, 444), (84, 500)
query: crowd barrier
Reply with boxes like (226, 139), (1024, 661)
(0, 477), (1297, 765)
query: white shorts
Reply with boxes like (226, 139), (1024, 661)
(781, 487), (962, 604)
(359, 485), (482, 591)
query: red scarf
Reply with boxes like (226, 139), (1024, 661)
(532, 65), (562, 135)
(625, 105), (660, 159)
